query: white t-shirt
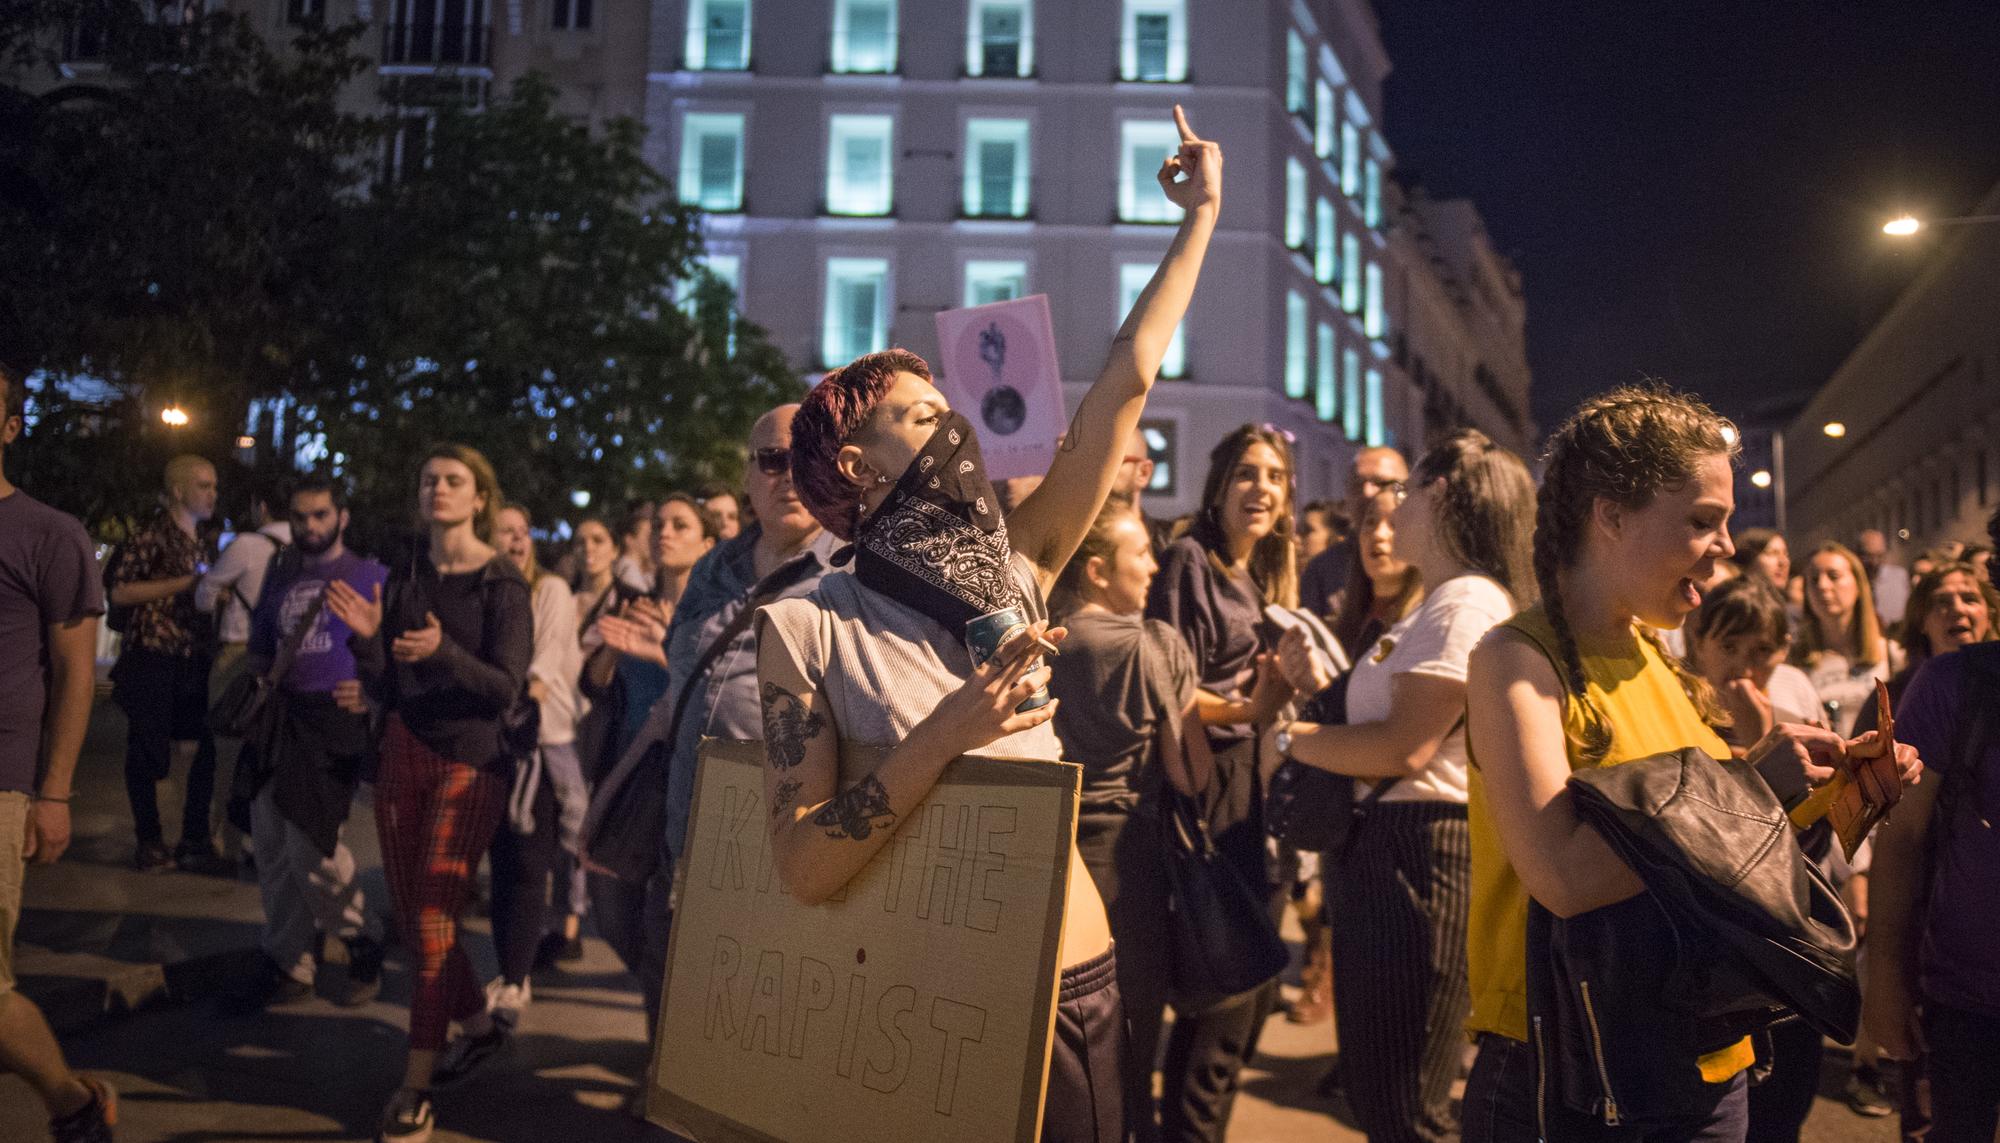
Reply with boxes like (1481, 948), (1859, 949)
(1765, 662), (1823, 728)
(1344, 573), (1515, 805)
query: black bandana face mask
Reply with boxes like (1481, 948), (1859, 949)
(848, 409), (1024, 635)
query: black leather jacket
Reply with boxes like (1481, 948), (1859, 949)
(1527, 747), (1859, 1129)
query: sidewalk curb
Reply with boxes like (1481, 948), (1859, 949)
(19, 945), (263, 1035)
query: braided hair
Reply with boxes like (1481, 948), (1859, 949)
(1535, 384), (1739, 764)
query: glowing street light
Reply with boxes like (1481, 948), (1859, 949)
(1883, 212), (2000, 237)
(1750, 470), (1773, 489)
(1883, 215), (1921, 236)
(160, 405), (190, 427)
(1822, 422), (1847, 439)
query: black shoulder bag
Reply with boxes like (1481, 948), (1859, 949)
(210, 593), (324, 742)
(583, 557), (819, 883)
(1141, 627), (1293, 1014)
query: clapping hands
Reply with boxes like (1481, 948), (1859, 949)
(1158, 105), (1222, 215)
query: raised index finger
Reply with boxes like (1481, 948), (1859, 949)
(1173, 103), (1200, 144)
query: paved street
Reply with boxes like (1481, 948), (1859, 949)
(2, 703), (1901, 1142)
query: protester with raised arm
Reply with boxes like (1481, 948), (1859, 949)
(756, 105), (1219, 1143)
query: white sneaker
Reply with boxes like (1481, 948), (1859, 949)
(484, 978), (531, 1026)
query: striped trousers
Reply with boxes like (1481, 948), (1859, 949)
(375, 717), (511, 1052)
(1329, 801), (1472, 1143)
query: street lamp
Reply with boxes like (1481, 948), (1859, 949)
(160, 404), (190, 427)
(1822, 421), (1846, 439)
(1883, 213), (2000, 236)
(1750, 470), (1772, 489)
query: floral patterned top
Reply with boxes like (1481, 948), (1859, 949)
(108, 508), (214, 657)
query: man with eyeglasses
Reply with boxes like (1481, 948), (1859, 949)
(583, 403), (839, 1033)
(1298, 445), (1408, 620)
(1113, 424), (1182, 554)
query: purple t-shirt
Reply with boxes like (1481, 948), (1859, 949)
(1894, 649), (2000, 1019)
(250, 550), (389, 694)
(0, 490), (106, 794)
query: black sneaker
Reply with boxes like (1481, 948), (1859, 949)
(339, 935), (386, 1008)
(134, 841), (173, 873)
(1845, 1065), (1894, 1118)
(173, 839), (234, 877)
(50, 1075), (117, 1143)
(219, 954), (312, 1015)
(432, 1025), (510, 1088)
(376, 1087), (434, 1143)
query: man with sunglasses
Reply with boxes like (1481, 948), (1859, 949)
(1298, 445), (1408, 621)
(584, 404), (839, 1032)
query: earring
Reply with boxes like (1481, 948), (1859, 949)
(876, 475), (890, 485)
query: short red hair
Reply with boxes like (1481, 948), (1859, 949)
(791, 349), (932, 540)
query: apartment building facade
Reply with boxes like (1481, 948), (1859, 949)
(645, 0), (1438, 513)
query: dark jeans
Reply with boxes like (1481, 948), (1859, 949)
(489, 775), (560, 985)
(115, 646), (216, 849)
(1921, 1002), (2000, 1142)
(588, 857), (672, 1034)
(1463, 1033), (1750, 1143)
(1745, 1019), (1822, 1143)
(1076, 806), (1171, 1142)
(1158, 737), (1282, 1143)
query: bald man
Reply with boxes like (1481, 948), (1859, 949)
(1298, 446), (1408, 620)
(106, 455), (225, 873)
(1112, 424), (1181, 552)
(584, 404), (844, 1032)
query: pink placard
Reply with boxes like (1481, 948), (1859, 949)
(933, 294), (1068, 482)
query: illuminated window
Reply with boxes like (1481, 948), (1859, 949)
(679, 113), (745, 211)
(1285, 30), (1308, 117)
(1140, 420), (1177, 494)
(1119, 120), (1182, 223)
(1365, 368), (1385, 446)
(1315, 323), (1337, 421)
(1121, 262), (1185, 378)
(964, 260), (1026, 307)
(1285, 158), (1307, 251)
(963, 118), (1030, 218)
(1342, 346), (1361, 440)
(967, 0), (1030, 77)
(1314, 79), (1335, 158)
(1340, 121), (1360, 196)
(685, 0), (747, 68)
(1285, 291), (1308, 400)
(826, 114), (893, 216)
(1364, 261), (1384, 339)
(1315, 198), (1335, 284)
(1364, 157), (1382, 228)
(832, 0), (895, 73)
(823, 257), (888, 365)
(1121, 0), (1185, 82)
(1341, 232), (1361, 312)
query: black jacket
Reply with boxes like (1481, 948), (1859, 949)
(1528, 747), (1859, 1129)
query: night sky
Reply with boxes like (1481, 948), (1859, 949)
(1374, 1), (2000, 432)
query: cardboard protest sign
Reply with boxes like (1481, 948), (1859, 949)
(648, 738), (1081, 1143)
(933, 295), (1068, 482)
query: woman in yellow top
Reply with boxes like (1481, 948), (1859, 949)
(1460, 386), (1853, 1143)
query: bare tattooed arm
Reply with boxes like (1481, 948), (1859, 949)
(756, 615), (971, 906)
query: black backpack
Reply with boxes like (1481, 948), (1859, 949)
(101, 543), (134, 634)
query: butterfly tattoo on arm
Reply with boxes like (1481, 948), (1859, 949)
(761, 681), (826, 772)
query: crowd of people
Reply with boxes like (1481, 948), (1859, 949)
(0, 108), (1995, 1143)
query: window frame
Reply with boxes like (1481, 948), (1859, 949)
(962, 117), (1032, 220)
(1121, 0), (1186, 83)
(1315, 322), (1337, 422)
(685, 0), (750, 69)
(966, 0), (1033, 78)
(825, 113), (895, 217)
(1314, 197), (1335, 285)
(1285, 291), (1309, 400)
(821, 256), (892, 368)
(963, 259), (1029, 308)
(1117, 119), (1183, 224)
(831, 0), (898, 74)
(678, 110), (747, 213)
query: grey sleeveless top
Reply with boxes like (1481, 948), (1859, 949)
(755, 552), (1064, 771)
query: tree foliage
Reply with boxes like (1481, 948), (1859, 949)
(1, 8), (796, 535)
